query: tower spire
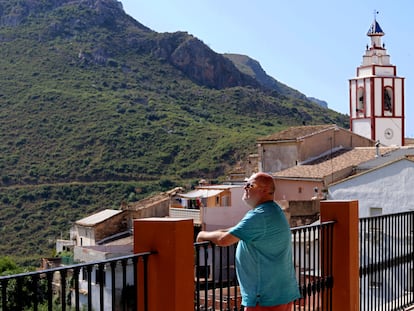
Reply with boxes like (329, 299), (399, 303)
(374, 9), (379, 21)
(367, 12), (384, 37)
(349, 13), (405, 146)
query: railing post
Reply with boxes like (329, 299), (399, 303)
(134, 218), (194, 311)
(320, 200), (359, 311)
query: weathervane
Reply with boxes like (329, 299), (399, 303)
(374, 9), (379, 21)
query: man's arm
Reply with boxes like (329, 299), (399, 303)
(196, 229), (239, 247)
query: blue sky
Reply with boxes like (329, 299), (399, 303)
(120, 0), (414, 137)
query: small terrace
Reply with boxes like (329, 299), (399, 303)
(0, 200), (413, 311)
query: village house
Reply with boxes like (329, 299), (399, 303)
(327, 154), (414, 307)
(272, 145), (397, 201)
(71, 209), (128, 247)
(169, 183), (247, 231)
(328, 152), (414, 217)
(256, 124), (375, 173)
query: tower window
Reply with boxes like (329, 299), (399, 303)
(357, 87), (364, 112)
(384, 87), (393, 113)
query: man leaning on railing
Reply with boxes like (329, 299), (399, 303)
(197, 172), (300, 311)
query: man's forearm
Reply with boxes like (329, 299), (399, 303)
(196, 230), (239, 247)
(196, 230), (222, 243)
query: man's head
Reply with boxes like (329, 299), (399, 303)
(242, 172), (275, 208)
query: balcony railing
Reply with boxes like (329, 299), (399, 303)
(194, 221), (335, 311)
(291, 221), (335, 311)
(1, 222), (334, 311)
(0, 252), (152, 311)
(2, 207), (414, 311)
(359, 211), (414, 311)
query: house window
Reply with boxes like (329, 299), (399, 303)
(216, 196), (220, 206)
(222, 195), (230, 207)
(370, 207), (382, 217)
(298, 187), (302, 194)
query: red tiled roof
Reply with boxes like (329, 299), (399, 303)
(273, 147), (397, 180)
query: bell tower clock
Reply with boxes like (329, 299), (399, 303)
(349, 12), (405, 146)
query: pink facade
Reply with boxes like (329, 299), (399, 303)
(274, 178), (324, 201)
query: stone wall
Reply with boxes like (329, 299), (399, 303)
(280, 199), (321, 227)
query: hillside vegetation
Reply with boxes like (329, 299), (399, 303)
(0, 0), (348, 265)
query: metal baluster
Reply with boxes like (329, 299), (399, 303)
(47, 271), (53, 311)
(110, 262), (116, 311)
(98, 263), (104, 311)
(73, 267), (80, 311)
(121, 259), (127, 311)
(87, 265), (92, 311)
(292, 230), (297, 311)
(60, 269), (67, 311)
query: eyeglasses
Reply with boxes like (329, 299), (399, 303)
(244, 182), (256, 189)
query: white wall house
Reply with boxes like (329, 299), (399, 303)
(328, 157), (414, 217)
(328, 157), (414, 309)
(71, 209), (126, 246)
(68, 209), (133, 311)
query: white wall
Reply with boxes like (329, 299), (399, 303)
(328, 159), (414, 217)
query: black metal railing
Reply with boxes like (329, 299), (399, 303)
(5, 210), (414, 311)
(0, 252), (152, 311)
(194, 243), (239, 311)
(194, 221), (335, 311)
(360, 211), (414, 311)
(291, 221), (335, 311)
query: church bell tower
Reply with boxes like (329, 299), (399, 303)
(349, 13), (405, 146)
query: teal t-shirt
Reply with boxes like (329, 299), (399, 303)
(228, 201), (300, 307)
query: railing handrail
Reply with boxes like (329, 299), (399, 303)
(359, 209), (414, 220)
(290, 220), (336, 232)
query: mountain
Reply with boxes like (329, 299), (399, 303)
(223, 53), (308, 100)
(307, 97), (328, 108)
(224, 53), (330, 108)
(0, 0), (349, 265)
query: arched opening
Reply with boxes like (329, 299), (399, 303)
(383, 87), (393, 113)
(357, 87), (365, 112)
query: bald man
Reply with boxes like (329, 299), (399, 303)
(197, 173), (300, 311)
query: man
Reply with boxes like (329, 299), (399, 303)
(196, 172), (300, 311)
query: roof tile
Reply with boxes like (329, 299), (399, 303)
(273, 147), (397, 179)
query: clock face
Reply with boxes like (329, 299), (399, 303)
(384, 128), (394, 139)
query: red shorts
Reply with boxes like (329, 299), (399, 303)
(244, 301), (293, 311)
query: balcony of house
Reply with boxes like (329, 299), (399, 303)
(170, 206), (202, 224)
(1, 201), (413, 311)
(169, 184), (247, 230)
